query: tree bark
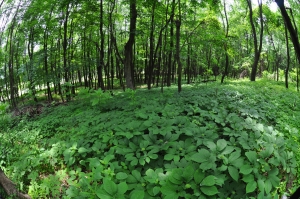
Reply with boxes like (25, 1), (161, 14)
(176, 0), (182, 92)
(124, 0), (137, 89)
(98, 0), (105, 90)
(275, 0), (300, 64)
(221, 0), (229, 83)
(284, 22), (290, 88)
(247, 0), (263, 81)
(0, 169), (31, 199)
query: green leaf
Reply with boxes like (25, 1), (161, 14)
(201, 175), (216, 186)
(269, 175), (280, 187)
(265, 179), (272, 193)
(222, 146), (235, 155)
(205, 141), (216, 151)
(228, 166), (239, 181)
(164, 153), (174, 161)
(103, 178), (118, 195)
(96, 188), (112, 199)
(130, 190), (145, 199)
(242, 174), (254, 183)
(132, 170), (141, 181)
(118, 182), (128, 194)
(240, 164), (253, 175)
(246, 181), (257, 193)
(228, 151), (241, 163)
(161, 184), (177, 195)
(200, 186), (219, 196)
(194, 169), (205, 184)
(217, 139), (227, 151)
(182, 165), (194, 181)
(78, 147), (89, 153)
(190, 149), (210, 163)
(245, 151), (257, 163)
(116, 172), (128, 180)
(257, 179), (264, 192)
(260, 144), (274, 158)
(200, 161), (214, 171)
(152, 186), (160, 196)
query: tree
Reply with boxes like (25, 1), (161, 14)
(275, 0), (300, 64)
(246, 0), (264, 81)
(124, 0), (137, 89)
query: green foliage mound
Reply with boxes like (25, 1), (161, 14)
(0, 80), (299, 199)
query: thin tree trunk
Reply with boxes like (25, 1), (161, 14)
(247, 0), (263, 81)
(221, 0), (229, 83)
(285, 22), (290, 88)
(176, 0), (182, 92)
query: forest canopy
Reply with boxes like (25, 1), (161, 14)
(1, 1), (300, 199)
(0, 0), (299, 107)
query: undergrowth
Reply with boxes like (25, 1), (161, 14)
(0, 79), (299, 199)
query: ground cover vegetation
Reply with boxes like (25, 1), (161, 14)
(1, 0), (300, 198)
(0, 79), (300, 199)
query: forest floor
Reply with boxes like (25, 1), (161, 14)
(0, 79), (300, 199)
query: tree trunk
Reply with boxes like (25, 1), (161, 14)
(221, 0), (229, 83)
(0, 169), (31, 199)
(147, 0), (156, 90)
(275, 0), (300, 65)
(167, 0), (175, 87)
(98, 0), (105, 90)
(176, 0), (182, 92)
(124, 0), (137, 89)
(247, 0), (263, 81)
(284, 22), (290, 88)
(63, 3), (71, 101)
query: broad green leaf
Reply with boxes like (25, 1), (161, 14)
(182, 165), (194, 181)
(118, 182), (128, 194)
(164, 154), (174, 161)
(161, 184), (176, 195)
(95, 192), (112, 199)
(130, 158), (138, 166)
(265, 179), (272, 193)
(200, 186), (219, 196)
(217, 139), (227, 151)
(205, 141), (216, 151)
(190, 149), (210, 163)
(130, 190), (145, 199)
(269, 175), (280, 187)
(260, 144), (274, 158)
(218, 165), (227, 171)
(257, 179), (264, 192)
(169, 176), (182, 185)
(240, 164), (253, 175)
(245, 151), (257, 163)
(103, 178), (117, 195)
(78, 147), (89, 153)
(246, 181), (257, 193)
(222, 146), (235, 155)
(132, 170), (141, 181)
(116, 172), (128, 180)
(242, 174), (254, 183)
(152, 186), (160, 196)
(228, 166), (239, 181)
(200, 161), (214, 171)
(231, 157), (244, 168)
(88, 158), (101, 168)
(228, 151), (241, 163)
(127, 175), (137, 183)
(201, 175), (216, 186)
(194, 169), (205, 184)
